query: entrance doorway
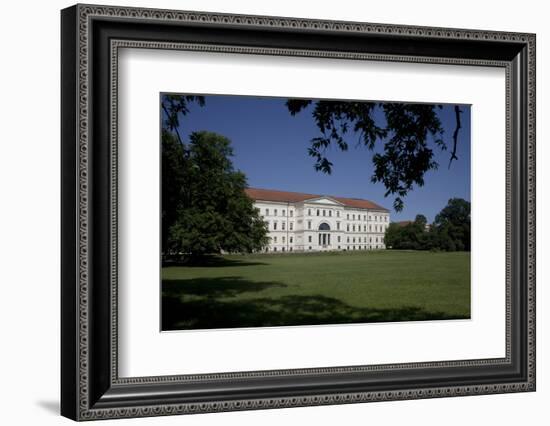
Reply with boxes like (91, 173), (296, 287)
(318, 223), (331, 249)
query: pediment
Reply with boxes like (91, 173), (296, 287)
(303, 197), (344, 206)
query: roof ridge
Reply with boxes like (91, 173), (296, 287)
(245, 187), (389, 211)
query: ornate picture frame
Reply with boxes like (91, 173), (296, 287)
(61, 4), (535, 421)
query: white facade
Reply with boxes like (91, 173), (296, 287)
(250, 192), (390, 253)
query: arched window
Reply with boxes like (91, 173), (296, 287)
(318, 223), (331, 231)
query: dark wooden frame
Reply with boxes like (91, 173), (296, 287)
(61, 4), (536, 421)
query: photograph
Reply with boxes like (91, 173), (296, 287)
(160, 94), (472, 331)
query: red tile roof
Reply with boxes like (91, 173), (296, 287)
(244, 187), (389, 211)
(394, 220), (413, 227)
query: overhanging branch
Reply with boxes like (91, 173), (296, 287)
(448, 105), (462, 168)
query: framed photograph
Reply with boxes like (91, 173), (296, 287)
(61, 4), (536, 421)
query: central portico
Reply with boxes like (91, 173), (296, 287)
(245, 188), (390, 253)
(318, 222), (332, 249)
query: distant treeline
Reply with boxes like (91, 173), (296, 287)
(385, 198), (470, 251)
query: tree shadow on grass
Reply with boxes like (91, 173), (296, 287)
(163, 255), (269, 268)
(162, 277), (466, 330)
(163, 276), (287, 299)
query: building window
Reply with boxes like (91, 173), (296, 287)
(290, 210), (294, 217)
(282, 247), (285, 252)
(308, 208), (311, 216)
(329, 210), (332, 217)
(274, 247), (277, 252)
(323, 210), (326, 216)
(370, 237), (372, 243)
(290, 247), (293, 252)
(273, 222), (277, 230)
(337, 222), (340, 230)
(282, 210), (286, 216)
(337, 236), (341, 243)
(308, 221), (312, 230)
(347, 237), (350, 243)
(338, 246), (341, 249)
(353, 237), (356, 243)
(282, 222), (286, 230)
(337, 211), (340, 218)
(317, 209), (320, 216)
(363, 225), (366, 232)
(274, 236), (278, 243)
(364, 215), (366, 221)
(265, 208), (269, 216)
(308, 236), (312, 243)
(309, 246), (312, 250)
(319, 222), (331, 231)
(376, 237), (379, 243)
(282, 236), (286, 243)
(290, 237), (293, 243)
(347, 224), (350, 232)
(369, 225), (372, 231)
(352, 225), (355, 232)
(352, 214), (355, 220)
(274, 209), (278, 216)
(347, 214), (349, 220)
(290, 222), (294, 231)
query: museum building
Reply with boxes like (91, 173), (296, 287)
(245, 188), (390, 253)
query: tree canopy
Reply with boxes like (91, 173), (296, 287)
(286, 100), (462, 211)
(162, 130), (269, 260)
(433, 198), (471, 251)
(384, 198), (470, 251)
(161, 94), (205, 144)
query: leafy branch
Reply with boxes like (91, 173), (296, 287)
(287, 99), (462, 211)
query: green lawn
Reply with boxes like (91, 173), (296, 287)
(162, 250), (470, 330)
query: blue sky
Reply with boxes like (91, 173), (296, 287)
(166, 95), (470, 223)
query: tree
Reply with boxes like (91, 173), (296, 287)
(161, 95), (205, 257)
(384, 223), (405, 249)
(383, 199), (470, 251)
(163, 131), (269, 259)
(433, 198), (471, 251)
(161, 94), (205, 145)
(414, 214), (428, 229)
(286, 100), (462, 211)
(161, 129), (187, 255)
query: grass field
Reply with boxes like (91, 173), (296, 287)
(162, 250), (470, 330)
